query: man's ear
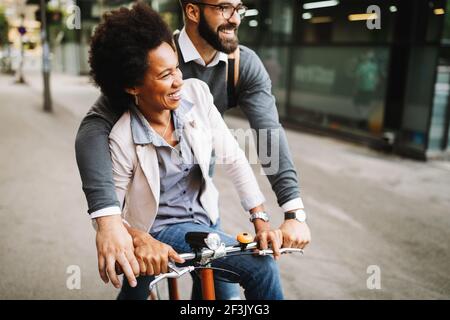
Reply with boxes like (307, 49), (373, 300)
(185, 3), (201, 24)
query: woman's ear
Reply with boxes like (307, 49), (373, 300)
(185, 3), (200, 24)
(126, 88), (140, 106)
(125, 88), (138, 96)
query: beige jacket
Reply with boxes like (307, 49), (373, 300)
(109, 79), (265, 232)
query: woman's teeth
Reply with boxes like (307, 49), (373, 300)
(168, 92), (181, 99)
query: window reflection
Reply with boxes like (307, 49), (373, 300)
(290, 47), (389, 135)
(238, 0), (293, 45)
(258, 47), (289, 116)
(149, 0), (450, 155)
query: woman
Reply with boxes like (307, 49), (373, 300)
(88, 2), (283, 300)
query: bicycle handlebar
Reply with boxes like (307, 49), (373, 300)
(149, 241), (303, 291)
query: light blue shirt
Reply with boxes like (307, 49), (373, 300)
(129, 100), (212, 234)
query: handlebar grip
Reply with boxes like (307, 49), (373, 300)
(185, 232), (211, 249)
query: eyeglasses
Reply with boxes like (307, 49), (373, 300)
(191, 2), (248, 20)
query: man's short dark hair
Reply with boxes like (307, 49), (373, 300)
(89, 2), (174, 106)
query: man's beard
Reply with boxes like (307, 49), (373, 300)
(198, 10), (239, 54)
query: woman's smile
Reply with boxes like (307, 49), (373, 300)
(167, 90), (182, 102)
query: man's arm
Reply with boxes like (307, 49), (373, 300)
(237, 48), (301, 209)
(203, 80), (265, 212)
(75, 114), (120, 215)
(75, 98), (139, 288)
(236, 47), (311, 249)
(75, 94), (124, 216)
(202, 81), (283, 255)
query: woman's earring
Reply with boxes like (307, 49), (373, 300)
(134, 94), (139, 106)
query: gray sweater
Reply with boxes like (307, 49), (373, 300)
(75, 40), (300, 214)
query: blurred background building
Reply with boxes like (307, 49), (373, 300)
(1, 0), (450, 161)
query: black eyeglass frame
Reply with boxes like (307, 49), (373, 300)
(190, 2), (248, 20)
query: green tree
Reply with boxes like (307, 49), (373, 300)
(0, 6), (9, 48)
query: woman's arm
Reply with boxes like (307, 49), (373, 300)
(203, 82), (265, 212)
(208, 95), (286, 256)
(109, 133), (135, 209)
(197, 82), (282, 256)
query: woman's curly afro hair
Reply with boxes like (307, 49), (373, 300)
(89, 2), (174, 104)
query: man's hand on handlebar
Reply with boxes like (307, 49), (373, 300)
(95, 215), (140, 289)
(279, 219), (311, 250)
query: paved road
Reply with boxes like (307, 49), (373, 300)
(1, 72), (449, 299)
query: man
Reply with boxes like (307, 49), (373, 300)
(75, 0), (310, 299)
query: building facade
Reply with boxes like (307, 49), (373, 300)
(44, 0), (450, 160)
(151, 0), (450, 160)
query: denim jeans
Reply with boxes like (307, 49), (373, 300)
(117, 221), (284, 300)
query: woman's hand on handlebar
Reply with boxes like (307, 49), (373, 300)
(253, 219), (283, 260)
(127, 227), (185, 276)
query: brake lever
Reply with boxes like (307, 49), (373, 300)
(149, 264), (195, 291)
(258, 248), (304, 256)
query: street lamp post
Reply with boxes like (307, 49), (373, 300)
(40, 0), (52, 112)
(16, 14), (26, 84)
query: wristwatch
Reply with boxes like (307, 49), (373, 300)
(249, 211), (269, 223)
(285, 209), (307, 223)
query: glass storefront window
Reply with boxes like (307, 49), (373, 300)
(401, 47), (440, 151)
(428, 66), (450, 151)
(289, 46), (389, 136)
(441, 0), (450, 44)
(238, 0), (293, 45)
(151, 0), (182, 31)
(426, 0), (447, 43)
(257, 47), (289, 117)
(447, 121), (450, 150)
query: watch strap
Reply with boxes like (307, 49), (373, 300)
(285, 209), (307, 222)
(284, 212), (297, 220)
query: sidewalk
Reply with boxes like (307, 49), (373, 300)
(0, 72), (115, 299)
(1, 71), (450, 299)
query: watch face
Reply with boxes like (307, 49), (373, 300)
(295, 210), (306, 222)
(250, 212), (269, 222)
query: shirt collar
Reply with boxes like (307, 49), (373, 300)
(178, 27), (228, 68)
(130, 98), (194, 146)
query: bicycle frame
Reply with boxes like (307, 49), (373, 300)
(199, 268), (215, 300)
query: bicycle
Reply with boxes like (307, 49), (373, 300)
(148, 231), (304, 300)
